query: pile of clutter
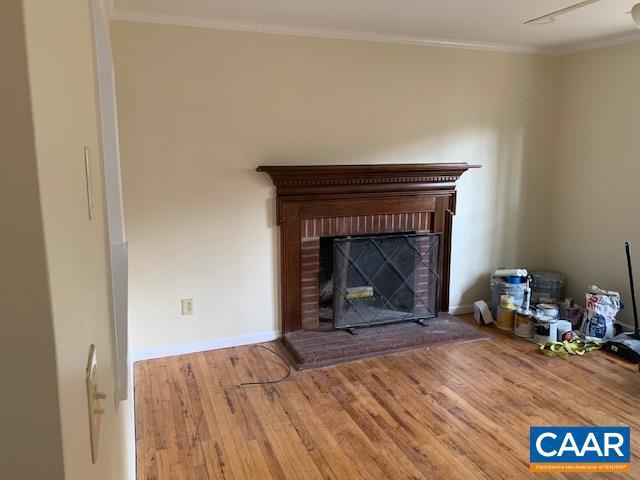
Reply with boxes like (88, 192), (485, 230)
(474, 269), (622, 353)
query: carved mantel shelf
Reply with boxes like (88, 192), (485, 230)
(257, 162), (480, 334)
(257, 163), (480, 197)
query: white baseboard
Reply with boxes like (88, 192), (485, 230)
(127, 360), (136, 480)
(448, 304), (474, 315)
(132, 330), (280, 361)
(131, 307), (476, 362)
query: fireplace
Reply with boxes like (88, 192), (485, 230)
(320, 233), (440, 331)
(257, 163), (479, 367)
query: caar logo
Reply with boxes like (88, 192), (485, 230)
(530, 426), (630, 472)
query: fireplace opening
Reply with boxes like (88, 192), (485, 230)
(318, 232), (441, 331)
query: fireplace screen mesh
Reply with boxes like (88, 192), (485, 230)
(332, 233), (440, 330)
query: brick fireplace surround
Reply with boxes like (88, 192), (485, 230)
(258, 163), (478, 340)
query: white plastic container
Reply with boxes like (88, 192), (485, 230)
(534, 313), (557, 344)
(536, 303), (559, 319)
(556, 320), (573, 341)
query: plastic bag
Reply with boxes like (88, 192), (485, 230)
(579, 286), (621, 341)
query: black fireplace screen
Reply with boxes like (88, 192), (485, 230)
(331, 233), (440, 329)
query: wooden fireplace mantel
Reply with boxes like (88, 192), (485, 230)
(257, 163), (479, 334)
(257, 163), (479, 198)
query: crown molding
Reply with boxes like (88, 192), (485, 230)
(109, 7), (640, 57)
(109, 8), (553, 55)
(555, 30), (640, 55)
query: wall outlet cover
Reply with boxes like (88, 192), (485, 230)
(181, 298), (193, 315)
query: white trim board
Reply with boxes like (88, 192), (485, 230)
(127, 360), (136, 480)
(130, 308), (477, 361)
(109, 9), (549, 55)
(448, 304), (475, 315)
(559, 31), (640, 55)
(109, 8), (640, 56)
(132, 330), (280, 362)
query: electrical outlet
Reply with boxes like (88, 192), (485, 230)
(181, 298), (193, 315)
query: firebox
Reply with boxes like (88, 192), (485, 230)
(318, 233), (440, 331)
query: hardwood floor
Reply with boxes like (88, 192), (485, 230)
(135, 315), (640, 479)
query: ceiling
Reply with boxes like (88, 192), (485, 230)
(110, 0), (640, 54)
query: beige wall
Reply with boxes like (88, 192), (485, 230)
(0, 1), (65, 477)
(1, 0), (134, 479)
(112, 21), (560, 352)
(550, 41), (640, 327)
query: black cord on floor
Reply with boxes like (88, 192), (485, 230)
(237, 344), (291, 387)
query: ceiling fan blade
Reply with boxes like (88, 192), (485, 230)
(525, 0), (602, 25)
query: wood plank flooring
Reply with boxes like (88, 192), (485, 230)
(135, 315), (640, 479)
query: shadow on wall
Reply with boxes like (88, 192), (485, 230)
(260, 123), (538, 310)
